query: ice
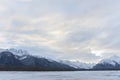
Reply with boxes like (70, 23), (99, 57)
(0, 71), (119, 80)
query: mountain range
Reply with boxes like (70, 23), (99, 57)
(60, 60), (95, 69)
(0, 49), (76, 71)
(93, 55), (120, 70)
(0, 48), (120, 71)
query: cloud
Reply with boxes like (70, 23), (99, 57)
(0, 0), (120, 63)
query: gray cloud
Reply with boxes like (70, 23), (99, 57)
(0, 0), (120, 63)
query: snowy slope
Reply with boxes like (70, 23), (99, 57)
(0, 50), (75, 71)
(8, 48), (29, 56)
(93, 55), (120, 70)
(60, 60), (95, 69)
(0, 48), (28, 57)
(99, 55), (120, 66)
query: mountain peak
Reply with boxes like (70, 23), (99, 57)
(8, 48), (29, 56)
(100, 55), (120, 64)
(93, 55), (120, 70)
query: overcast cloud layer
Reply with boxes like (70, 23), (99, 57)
(0, 0), (120, 63)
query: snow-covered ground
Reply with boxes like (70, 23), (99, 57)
(0, 71), (119, 80)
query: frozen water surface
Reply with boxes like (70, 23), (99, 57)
(0, 71), (120, 80)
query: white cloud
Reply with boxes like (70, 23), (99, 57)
(0, 0), (120, 63)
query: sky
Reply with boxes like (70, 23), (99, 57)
(0, 0), (120, 63)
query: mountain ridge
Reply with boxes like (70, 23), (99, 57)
(93, 55), (120, 70)
(0, 49), (76, 71)
(0, 48), (120, 70)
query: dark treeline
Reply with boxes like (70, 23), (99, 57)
(0, 66), (120, 71)
(0, 66), (78, 71)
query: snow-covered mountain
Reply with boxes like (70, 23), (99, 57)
(7, 48), (29, 56)
(0, 49), (75, 71)
(100, 55), (120, 65)
(93, 55), (120, 70)
(60, 60), (95, 69)
(2, 48), (120, 70)
(0, 48), (28, 56)
(0, 48), (96, 70)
